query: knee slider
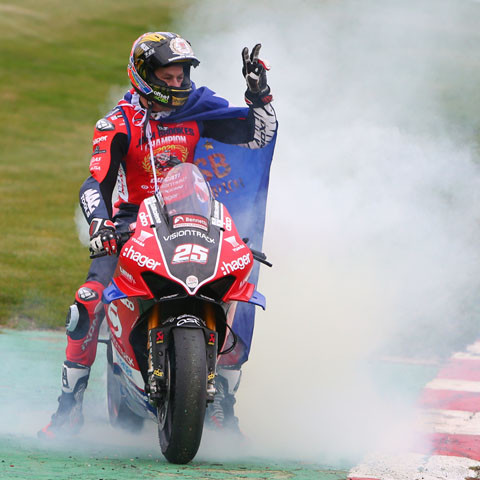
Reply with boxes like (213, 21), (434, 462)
(66, 302), (91, 340)
(66, 283), (103, 340)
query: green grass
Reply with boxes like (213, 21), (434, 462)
(0, 1), (177, 327)
(2, 0), (480, 329)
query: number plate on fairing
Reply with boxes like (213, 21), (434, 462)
(154, 218), (222, 292)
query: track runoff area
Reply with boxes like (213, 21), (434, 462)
(349, 340), (480, 480)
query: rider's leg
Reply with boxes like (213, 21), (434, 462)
(207, 366), (242, 432)
(206, 301), (256, 434)
(206, 332), (246, 433)
(39, 256), (117, 438)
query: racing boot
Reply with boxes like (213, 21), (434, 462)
(38, 361), (90, 439)
(205, 367), (243, 436)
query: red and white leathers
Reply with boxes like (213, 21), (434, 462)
(40, 69), (277, 439)
(80, 89), (277, 223)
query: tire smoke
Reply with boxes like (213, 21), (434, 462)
(178, 0), (480, 464)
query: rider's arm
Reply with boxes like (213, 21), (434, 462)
(201, 43), (277, 149)
(201, 103), (277, 149)
(79, 114), (129, 224)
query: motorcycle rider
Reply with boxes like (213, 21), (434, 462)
(39, 31), (277, 438)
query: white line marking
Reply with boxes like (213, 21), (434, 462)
(425, 378), (480, 392)
(417, 408), (480, 435)
(350, 454), (480, 480)
(466, 342), (480, 354)
(452, 351), (480, 360)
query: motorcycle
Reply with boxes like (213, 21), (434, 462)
(97, 162), (271, 464)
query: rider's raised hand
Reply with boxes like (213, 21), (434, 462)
(242, 43), (273, 107)
(89, 218), (118, 255)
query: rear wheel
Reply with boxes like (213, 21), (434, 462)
(158, 328), (207, 464)
(107, 341), (145, 433)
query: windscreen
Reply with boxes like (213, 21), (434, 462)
(158, 163), (212, 229)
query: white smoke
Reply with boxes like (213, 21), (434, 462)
(177, 0), (480, 464)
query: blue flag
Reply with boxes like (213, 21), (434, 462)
(194, 135), (277, 365)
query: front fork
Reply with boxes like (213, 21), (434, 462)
(146, 303), (218, 405)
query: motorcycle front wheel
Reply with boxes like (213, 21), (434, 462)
(158, 327), (207, 464)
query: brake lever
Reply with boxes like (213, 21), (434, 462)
(251, 248), (273, 267)
(242, 238), (273, 267)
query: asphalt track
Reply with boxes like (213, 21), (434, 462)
(1, 436), (347, 480)
(5, 329), (480, 479)
(0, 329), (350, 479)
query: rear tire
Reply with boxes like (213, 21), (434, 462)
(158, 328), (207, 464)
(107, 341), (145, 433)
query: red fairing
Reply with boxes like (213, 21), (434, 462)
(105, 297), (141, 370)
(215, 205), (255, 301)
(113, 198), (255, 300)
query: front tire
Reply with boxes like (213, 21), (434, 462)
(158, 328), (207, 464)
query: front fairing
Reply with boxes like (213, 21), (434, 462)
(109, 163), (256, 304)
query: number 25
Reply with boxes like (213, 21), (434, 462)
(172, 244), (208, 264)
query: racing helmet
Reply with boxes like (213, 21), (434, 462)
(128, 32), (200, 108)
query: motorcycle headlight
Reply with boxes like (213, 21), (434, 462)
(141, 272), (187, 300)
(197, 276), (235, 302)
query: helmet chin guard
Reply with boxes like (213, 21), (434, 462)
(128, 32), (200, 108)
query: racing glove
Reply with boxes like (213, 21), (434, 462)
(89, 218), (117, 255)
(242, 43), (273, 107)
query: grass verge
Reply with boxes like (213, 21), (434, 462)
(0, 1), (176, 327)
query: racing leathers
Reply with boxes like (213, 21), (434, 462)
(38, 86), (276, 439)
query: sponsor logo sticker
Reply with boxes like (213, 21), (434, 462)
(122, 245), (161, 270)
(224, 235), (245, 252)
(220, 253), (251, 275)
(163, 229), (215, 244)
(119, 266), (136, 285)
(170, 37), (194, 55)
(173, 214), (208, 231)
(186, 275), (199, 288)
(138, 211), (150, 227)
(132, 230), (154, 247)
(92, 146), (106, 155)
(93, 135), (108, 145)
(144, 197), (162, 224)
(80, 188), (100, 217)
